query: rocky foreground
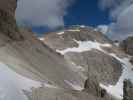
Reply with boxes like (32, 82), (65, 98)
(0, 0), (133, 100)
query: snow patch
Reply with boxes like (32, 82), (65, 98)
(56, 40), (112, 55)
(57, 31), (64, 35)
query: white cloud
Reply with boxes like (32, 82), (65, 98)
(96, 25), (109, 34)
(15, 0), (74, 29)
(99, 0), (133, 40)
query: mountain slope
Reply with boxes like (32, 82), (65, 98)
(42, 26), (133, 99)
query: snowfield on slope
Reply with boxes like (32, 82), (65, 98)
(0, 62), (57, 100)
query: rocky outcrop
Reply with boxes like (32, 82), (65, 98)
(120, 37), (133, 55)
(123, 80), (133, 100)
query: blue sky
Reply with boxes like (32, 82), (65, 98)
(64, 0), (110, 26)
(16, 0), (133, 40)
(31, 0), (110, 35)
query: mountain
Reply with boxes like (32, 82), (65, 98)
(0, 0), (133, 100)
(41, 25), (133, 99)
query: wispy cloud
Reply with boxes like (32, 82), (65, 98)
(16, 0), (74, 29)
(99, 0), (133, 40)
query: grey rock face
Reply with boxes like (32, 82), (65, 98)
(65, 50), (122, 85)
(123, 80), (133, 100)
(120, 37), (133, 55)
